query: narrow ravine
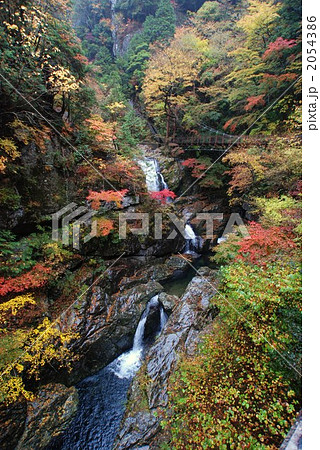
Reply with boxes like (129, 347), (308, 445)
(50, 296), (166, 450)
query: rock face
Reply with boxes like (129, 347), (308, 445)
(16, 384), (78, 450)
(0, 400), (27, 450)
(58, 280), (164, 384)
(114, 268), (219, 449)
(118, 255), (191, 292)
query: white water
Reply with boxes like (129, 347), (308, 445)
(110, 0), (119, 56)
(184, 223), (203, 253)
(160, 307), (168, 330)
(56, 296), (167, 449)
(137, 158), (168, 192)
(112, 295), (163, 379)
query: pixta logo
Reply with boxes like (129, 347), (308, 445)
(52, 203), (97, 250)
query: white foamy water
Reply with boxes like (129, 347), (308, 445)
(137, 158), (168, 192)
(184, 223), (203, 253)
(112, 295), (161, 379)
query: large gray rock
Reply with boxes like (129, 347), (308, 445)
(0, 399), (27, 450)
(158, 292), (179, 313)
(57, 281), (164, 383)
(114, 268), (219, 449)
(16, 384), (78, 450)
(118, 255), (190, 292)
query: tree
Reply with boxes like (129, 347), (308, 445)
(149, 189), (176, 204)
(86, 189), (128, 210)
(143, 29), (208, 139)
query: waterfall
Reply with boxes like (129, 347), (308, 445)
(184, 223), (203, 253)
(160, 306), (168, 330)
(56, 296), (167, 449)
(110, 0), (119, 56)
(137, 158), (168, 192)
(112, 295), (163, 379)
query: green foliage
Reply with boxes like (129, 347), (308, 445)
(166, 258), (301, 448)
(0, 230), (72, 278)
(0, 187), (21, 209)
(253, 195), (301, 228)
(212, 233), (241, 265)
(122, 0), (176, 91)
(197, 1), (224, 22)
(143, 0), (176, 43)
(116, 109), (149, 155)
(115, 0), (158, 22)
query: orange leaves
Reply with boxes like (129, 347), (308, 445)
(244, 94), (265, 112)
(97, 218), (114, 237)
(86, 189), (128, 210)
(182, 158), (207, 178)
(84, 115), (117, 153)
(0, 264), (52, 296)
(223, 118), (239, 133)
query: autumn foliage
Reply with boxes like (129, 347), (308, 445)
(86, 189), (128, 210)
(263, 37), (297, 59)
(237, 222), (296, 265)
(149, 189), (176, 204)
(0, 264), (52, 296)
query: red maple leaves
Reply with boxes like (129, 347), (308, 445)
(149, 189), (177, 204)
(244, 95), (265, 112)
(263, 37), (297, 59)
(237, 222), (296, 265)
(182, 158), (207, 178)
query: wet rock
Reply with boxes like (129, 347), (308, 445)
(16, 384), (78, 450)
(118, 255), (190, 292)
(158, 292), (179, 313)
(116, 412), (159, 450)
(114, 268), (220, 449)
(57, 281), (164, 383)
(0, 400), (27, 450)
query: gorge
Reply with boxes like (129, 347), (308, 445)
(0, 0), (302, 448)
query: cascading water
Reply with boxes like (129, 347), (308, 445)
(137, 158), (168, 192)
(184, 223), (203, 253)
(51, 296), (166, 450)
(112, 295), (161, 379)
(160, 307), (168, 330)
(110, 0), (119, 56)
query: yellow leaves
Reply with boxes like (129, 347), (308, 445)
(105, 102), (126, 114)
(0, 375), (34, 404)
(9, 118), (35, 145)
(0, 316), (78, 404)
(0, 294), (36, 327)
(3, 22), (19, 31)
(48, 65), (80, 94)
(143, 29), (208, 118)
(237, 0), (279, 48)
(0, 138), (19, 158)
(0, 138), (20, 173)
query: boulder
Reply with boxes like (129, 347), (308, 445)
(57, 281), (164, 383)
(16, 384), (78, 450)
(114, 268), (220, 449)
(158, 292), (179, 313)
(0, 400), (27, 450)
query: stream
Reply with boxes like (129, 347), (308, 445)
(49, 297), (166, 450)
(48, 157), (203, 449)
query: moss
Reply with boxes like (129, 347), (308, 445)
(0, 329), (28, 370)
(0, 187), (21, 210)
